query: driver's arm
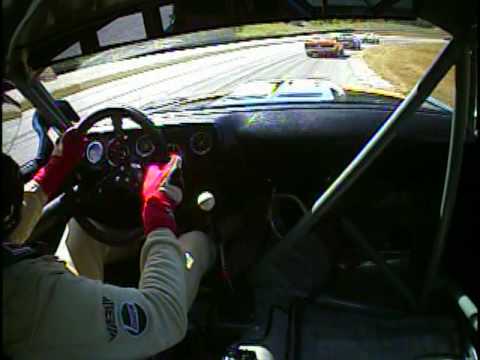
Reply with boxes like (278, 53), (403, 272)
(5, 227), (209, 359)
(7, 127), (86, 245)
(7, 180), (47, 244)
(4, 154), (215, 359)
(140, 156), (216, 308)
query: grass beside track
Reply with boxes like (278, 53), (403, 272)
(234, 19), (447, 39)
(363, 43), (455, 107)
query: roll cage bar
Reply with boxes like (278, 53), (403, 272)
(260, 31), (478, 311)
(9, 62), (71, 132)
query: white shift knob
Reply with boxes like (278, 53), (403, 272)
(197, 191), (215, 212)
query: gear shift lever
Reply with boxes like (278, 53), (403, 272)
(197, 191), (215, 212)
(196, 191), (233, 291)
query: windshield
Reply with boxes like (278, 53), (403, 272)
(50, 19), (453, 108)
(3, 19), (454, 164)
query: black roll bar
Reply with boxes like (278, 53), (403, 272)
(421, 39), (472, 307)
(309, 39), (459, 237)
(341, 218), (416, 309)
(9, 61), (70, 132)
(259, 39), (461, 310)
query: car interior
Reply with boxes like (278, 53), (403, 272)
(2, 1), (478, 359)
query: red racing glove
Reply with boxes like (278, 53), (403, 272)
(33, 127), (87, 200)
(141, 153), (183, 235)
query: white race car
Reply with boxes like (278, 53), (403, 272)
(362, 32), (381, 44)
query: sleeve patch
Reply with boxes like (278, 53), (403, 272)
(102, 296), (118, 341)
(120, 302), (147, 336)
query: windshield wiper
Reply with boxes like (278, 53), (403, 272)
(142, 98), (188, 112)
(142, 93), (226, 114)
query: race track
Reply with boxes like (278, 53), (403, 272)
(2, 36), (425, 164)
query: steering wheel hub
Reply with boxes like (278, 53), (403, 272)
(73, 106), (168, 246)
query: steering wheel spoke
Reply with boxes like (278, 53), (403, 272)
(111, 112), (126, 139)
(75, 106), (168, 245)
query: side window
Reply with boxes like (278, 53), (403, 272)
(53, 42), (82, 62)
(97, 13), (147, 47)
(159, 4), (175, 32)
(2, 84), (38, 166)
(2, 87), (38, 165)
(3, 67), (65, 167)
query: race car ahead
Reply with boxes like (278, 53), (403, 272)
(304, 37), (345, 58)
(335, 33), (362, 50)
(362, 32), (381, 44)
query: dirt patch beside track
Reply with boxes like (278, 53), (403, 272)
(363, 43), (455, 106)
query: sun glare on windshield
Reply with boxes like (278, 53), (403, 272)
(49, 18), (453, 106)
(4, 18), (453, 164)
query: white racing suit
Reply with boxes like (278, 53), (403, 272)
(2, 181), (216, 359)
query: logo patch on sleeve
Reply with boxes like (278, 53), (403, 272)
(120, 302), (147, 336)
(102, 296), (118, 341)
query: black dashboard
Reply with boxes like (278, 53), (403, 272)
(82, 124), (218, 188)
(78, 123), (221, 230)
(76, 104), (455, 255)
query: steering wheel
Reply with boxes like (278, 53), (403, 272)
(74, 106), (168, 246)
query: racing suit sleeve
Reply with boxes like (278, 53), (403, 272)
(7, 126), (86, 245)
(4, 227), (214, 360)
(7, 180), (47, 245)
(165, 230), (215, 308)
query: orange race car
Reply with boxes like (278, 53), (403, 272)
(304, 38), (345, 58)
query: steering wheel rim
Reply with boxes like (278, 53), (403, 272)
(75, 106), (165, 246)
(77, 106), (167, 155)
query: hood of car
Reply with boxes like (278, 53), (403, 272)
(211, 79), (346, 107)
(140, 78), (450, 118)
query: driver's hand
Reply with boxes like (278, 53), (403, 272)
(141, 153), (183, 235)
(33, 126), (87, 200)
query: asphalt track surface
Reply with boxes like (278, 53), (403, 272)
(2, 36), (441, 165)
